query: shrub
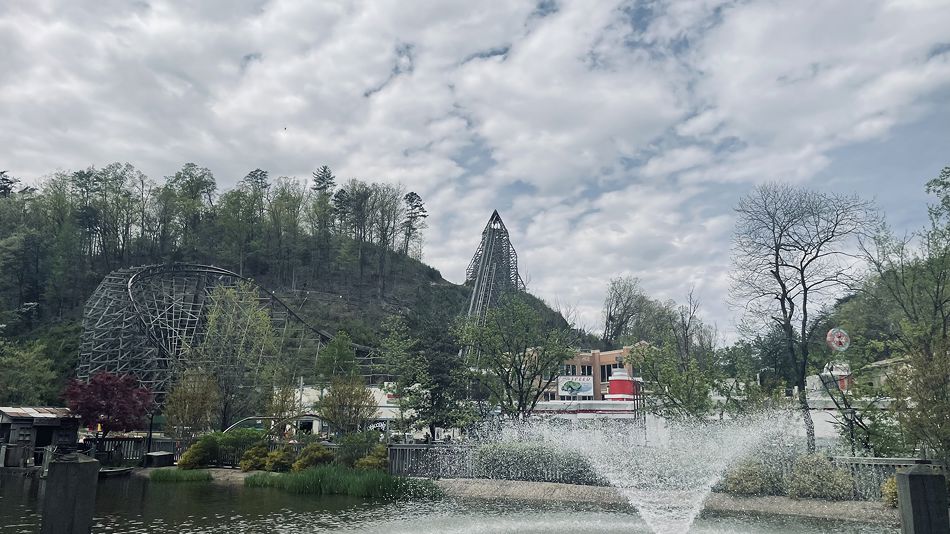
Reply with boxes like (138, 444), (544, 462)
(239, 442), (270, 472)
(293, 444), (334, 472)
(336, 431), (380, 467)
(474, 442), (605, 486)
(880, 476), (898, 508)
(354, 444), (388, 471)
(177, 434), (220, 470)
(150, 468), (213, 483)
(245, 463), (442, 500)
(721, 460), (786, 496)
(786, 454), (854, 500)
(217, 428), (265, 463)
(265, 445), (296, 472)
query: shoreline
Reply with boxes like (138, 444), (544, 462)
(133, 468), (899, 526)
(434, 478), (899, 526)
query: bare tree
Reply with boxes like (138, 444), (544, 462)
(732, 182), (873, 452)
(602, 276), (645, 347)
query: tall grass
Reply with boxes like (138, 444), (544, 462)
(244, 464), (441, 500)
(149, 468), (213, 483)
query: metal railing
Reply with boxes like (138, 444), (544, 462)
(830, 456), (946, 500)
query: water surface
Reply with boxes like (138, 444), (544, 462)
(0, 473), (898, 533)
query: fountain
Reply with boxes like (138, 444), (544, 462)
(484, 410), (800, 534)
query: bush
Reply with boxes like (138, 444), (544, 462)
(336, 431), (380, 467)
(150, 468), (213, 483)
(217, 428), (265, 463)
(265, 445), (296, 472)
(474, 442), (605, 486)
(786, 454), (854, 500)
(177, 434), (220, 470)
(880, 476), (898, 508)
(245, 463), (442, 500)
(239, 442), (270, 472)
(721, 460), (786, 496)
(293, 444), (334, 472)
(354, 444), (388, 471)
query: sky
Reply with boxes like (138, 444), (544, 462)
(2, 0), (949, 340)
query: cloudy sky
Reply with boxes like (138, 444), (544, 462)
(3, 1), (949, 338)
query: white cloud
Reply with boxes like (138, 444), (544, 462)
(1, 0), (949, 341)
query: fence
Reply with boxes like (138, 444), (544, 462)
(387, 444), (605, 485)
(83, 437), (183, 465)
(830, 456), (946, 500)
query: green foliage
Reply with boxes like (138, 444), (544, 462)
(786, 454), (854, 500)
(457, 293), (577, 416)
(473, 443), (606, 486)
(315, 375), (378, 435)
(880, 476), (898, 508)
(239, 443), (270, 472)
(354, 444), (388, 471)
(264, 445), (296, 473)
(150, 468), (213, 483)
(292, 443), (334, 472)
(188, 283), (279, 430)
(721, 460), (786, 497)
(244, 464), (442, 500)
(0, 340), (56, 405)
(629, 341), (714, 421)
(336, 431), (380, 467)
(217, 429), (265, 461)
(164, 369), (220, 441)
(177, 434), (220, 470)
(315, 330), (359, 381)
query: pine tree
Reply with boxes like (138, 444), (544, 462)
(311, 165), (336, 193)
(401, 191), (428, 256)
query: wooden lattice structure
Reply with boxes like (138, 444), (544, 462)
(465, 210), (526, 323)
(76, 263), (374, 403)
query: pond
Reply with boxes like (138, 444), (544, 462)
(0, 474), (898, 533)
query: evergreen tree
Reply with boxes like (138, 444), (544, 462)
(311, 165), (336, 193)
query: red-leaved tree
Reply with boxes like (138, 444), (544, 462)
(65, 372), (154, 438)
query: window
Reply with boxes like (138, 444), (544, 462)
(543, 391), (557, 401)
(600, 365), (612, 381)
(581, 365), (592, 376)
(563, 364), (577, 376)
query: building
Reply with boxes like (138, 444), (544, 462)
(542, 347), (642, 401)
(0, 407), (79, 467)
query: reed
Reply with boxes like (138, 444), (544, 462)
(244, 464), (441, 500)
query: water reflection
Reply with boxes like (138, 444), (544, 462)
(1, 473), (898, 533)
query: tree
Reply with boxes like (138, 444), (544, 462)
(857, 167), (950, 463)
(0, 340), (56, 405)
(401, 191), (428, 257)
(732, 182), (874, 451)
(457, 293), (576, 417)
(889, 344), (950, 466)
(380, 315), (471, 438)
(315, 330), (359, 382)
(314, 375), (377, 434)
(628, 341), (714, 420)
(601, 276), (645, 347)
(0, 170), (19, 198)
(187, 283), (277, 430)
(311, 165), (336, 193)
(64, 372), (153, 438)
(163, 368), (220, 442)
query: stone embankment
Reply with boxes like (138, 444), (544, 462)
(435, 478), (900, 526)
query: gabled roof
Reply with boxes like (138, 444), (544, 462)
(0, 406), (74, 419)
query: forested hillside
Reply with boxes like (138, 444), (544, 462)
(0, 163), (495, 402)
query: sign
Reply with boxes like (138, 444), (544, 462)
(557, 375), (594, 396)
(826, 327), (850, 353)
